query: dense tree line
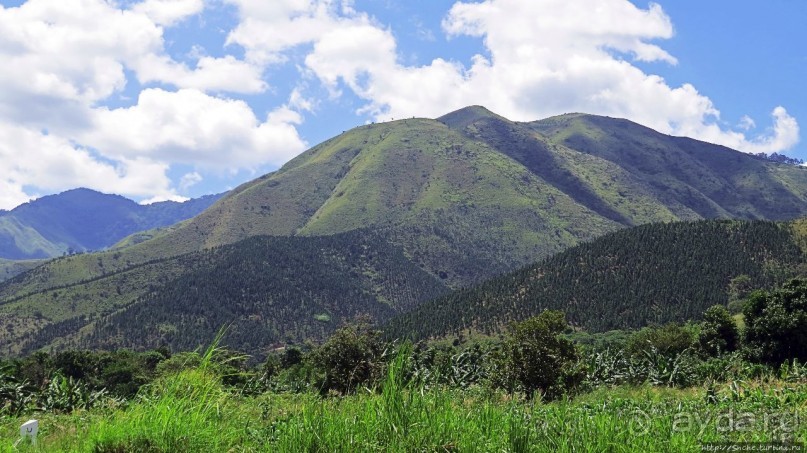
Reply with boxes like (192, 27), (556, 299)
(386, 220), (806, 340)
(753, 152), (805, 166)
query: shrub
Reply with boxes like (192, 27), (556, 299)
(696, 305), (739, 357)
(38, 373), (111, 413)
(309, 319), (385, 394)
(626, 323), (694, 359)
(156, 351), (202, 376)
(0, 364), (36, 416)
(280, 347), (303, 369)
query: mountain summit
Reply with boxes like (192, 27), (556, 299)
(437, 105), (506, 129)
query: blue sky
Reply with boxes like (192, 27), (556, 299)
(0, 0), (803, 209)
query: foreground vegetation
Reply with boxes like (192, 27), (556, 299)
(3, 364), (807, 451)
(4, 281), (807, 451)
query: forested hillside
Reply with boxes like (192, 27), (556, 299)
(386, 220), (807, 340)
(2, 230), (447, 356)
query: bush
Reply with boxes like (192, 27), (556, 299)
(743, 279), (807, 365)
(696, 305), (739, 357)
(626, 323), (694, 359)
(0, 364), (36, 416)
(262, 354), (282, 380)
(407, 341), (493, 388)
(38, 373), (111, 413)
(156, 352), (202, 376)
(280, 347), (303, 369)
(309, 319), (385, 394)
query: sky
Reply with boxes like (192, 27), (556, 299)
(0, 0), (804, 210)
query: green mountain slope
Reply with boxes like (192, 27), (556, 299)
(0, 217), (64, 259)
(4, 106), (807, 353)
(385, 219), (807, 340)
(0, 189), (223, 260)
(0, 230), (447, 356)
(529, 113), (807, 220)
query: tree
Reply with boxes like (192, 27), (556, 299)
(696, 305), (739, 357)
(498, 310), (579, 400)
(309, 319), (385, 394)
(280, 347), (303, 369)
(743, 279), (807, 365)
(262, 354), (282, 381)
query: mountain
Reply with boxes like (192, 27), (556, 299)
(0, 230), (447, 356)
(385, 219), (807, 340)
(5, 106), (807, 295)
(4, 106), (807, 354)
(0, 188), (224, 260)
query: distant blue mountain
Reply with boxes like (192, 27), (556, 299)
(0, 188), (224, 259)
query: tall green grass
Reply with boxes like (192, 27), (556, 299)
(3, 348), (807, 451)
(85, 332), (248, 452)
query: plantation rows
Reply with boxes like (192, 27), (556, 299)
(388, 220), (807, 338)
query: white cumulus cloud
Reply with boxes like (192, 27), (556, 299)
(132, 0), (204, 26)
(224, 0), (364, 65)
(0, 0), (306, 208)
(83, 88), (307, 169)
(738, 115), (757, 131)
(0, 0), (801, 209)
(295, 0), (800, 154)
(179, 171), (203, 191)
(0, 123), (177, 209)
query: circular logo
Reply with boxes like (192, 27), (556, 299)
(629, 409), (651, 436)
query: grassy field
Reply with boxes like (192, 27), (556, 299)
(2, 354), (805, 452)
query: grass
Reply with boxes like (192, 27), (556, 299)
(3, 352), (807, 452)
(0, 259), (44, 284)
(4, 381), (805, 451)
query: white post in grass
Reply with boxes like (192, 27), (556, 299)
(20, 419), (38, 446)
